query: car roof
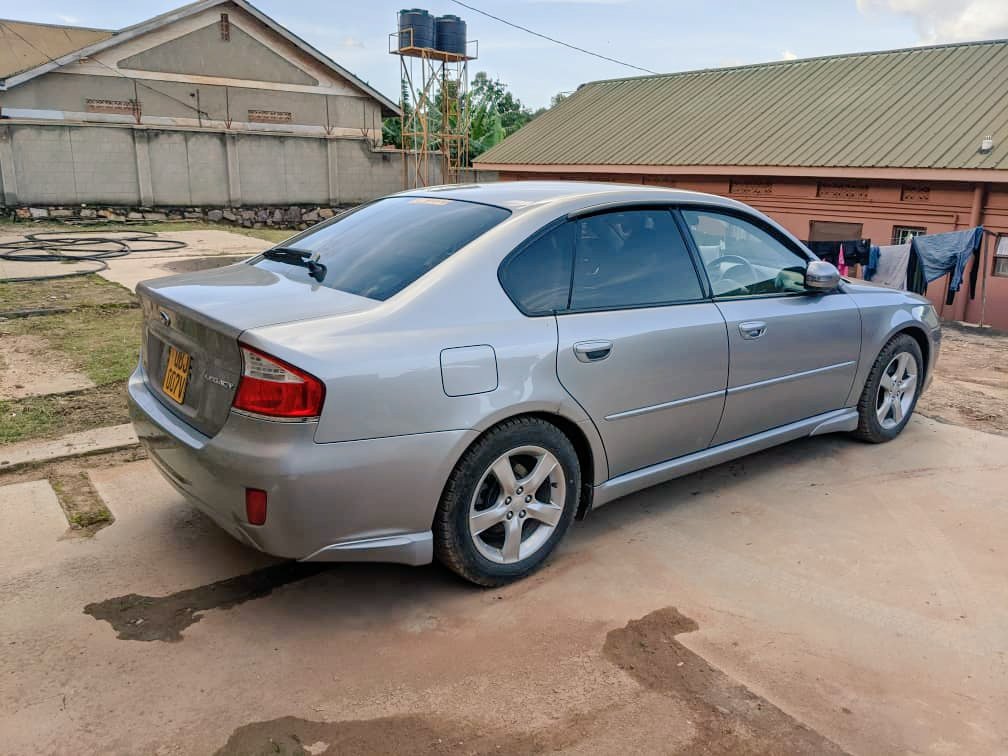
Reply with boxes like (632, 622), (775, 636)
(396, 180), (739, 214)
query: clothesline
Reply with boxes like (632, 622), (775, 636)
(803, 227), (985, 305)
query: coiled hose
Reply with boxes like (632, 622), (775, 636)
(0, 230), (187, 282)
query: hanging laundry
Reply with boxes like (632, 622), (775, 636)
(865, 245), (880, 281)
(837, 243), (848, 276)
(869, 243), (912, 289)
(803, 239), (871, 266)
(909, 226), (984, 305)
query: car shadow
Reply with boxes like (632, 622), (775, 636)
(84, 429), (866, 640)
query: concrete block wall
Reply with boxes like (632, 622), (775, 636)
(0, 122), (419, 210)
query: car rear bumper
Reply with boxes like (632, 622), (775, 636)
(127, 365), (476, 565)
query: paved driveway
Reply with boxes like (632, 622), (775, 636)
(1, 416), (1005, 754)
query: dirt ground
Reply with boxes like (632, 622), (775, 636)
(1, 415), (1007, 755)
(917, 325), (1008, 435)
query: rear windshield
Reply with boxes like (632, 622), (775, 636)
(255, 197), (510, 300)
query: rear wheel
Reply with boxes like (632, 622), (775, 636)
(854, 334), (923, 443)
(434, 418), (580, 587)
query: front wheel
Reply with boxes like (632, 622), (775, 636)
(434, 417), (580, 587)
(854, 333), (923, 443)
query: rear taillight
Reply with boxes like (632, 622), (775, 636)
(232, 345), (325, 419)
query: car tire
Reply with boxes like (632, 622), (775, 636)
(853, 333), (924, 443)
(434, 417), (580, 587)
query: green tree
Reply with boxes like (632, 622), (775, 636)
(382, 79), (412, 149)
(532, 90), (570, 119)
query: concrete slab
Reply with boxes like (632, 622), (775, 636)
(0, 229), (271, 290)
(0, 334), (95, 399)
(0, 479), (68, 576)
(87, 460), (278, 594)
(97, 230), (272, 291)
(0, 416), (1006, 754)
(1, 424), (137, 470)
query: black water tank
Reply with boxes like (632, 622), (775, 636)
(399, 9), (435, 49)
(435, 15), (467, 55)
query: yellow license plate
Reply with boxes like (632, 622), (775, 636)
(162, 346), (191, 404)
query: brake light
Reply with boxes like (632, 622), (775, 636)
(233, 345), (325, 418)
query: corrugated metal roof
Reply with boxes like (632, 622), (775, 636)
(476, 39), (1008, 172)
(0, 19), (112, 79)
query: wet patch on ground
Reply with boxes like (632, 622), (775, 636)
(603, 607), (847, 755)
(160, 255), (247, 274)
(84, 561), (328, 641)
(215, 714), (547, 756)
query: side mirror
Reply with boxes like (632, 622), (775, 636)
(805, 259), (841, 292)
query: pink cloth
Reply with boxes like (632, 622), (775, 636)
(837, 243), (848, 276)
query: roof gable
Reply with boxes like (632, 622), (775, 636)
(0, 20), (112, 79)
(0, 1), (400, 116)
(117, 21), (318, 86)
(477, 39), (1008, 173)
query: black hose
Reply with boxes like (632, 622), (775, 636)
(0, 230), (188, 282)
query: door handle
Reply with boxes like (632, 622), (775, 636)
(739, 321), (767, 340)
(573, 340), (613, 362)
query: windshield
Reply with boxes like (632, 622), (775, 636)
(255, 197), (511, 300)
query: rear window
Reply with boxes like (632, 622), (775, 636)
(255, 197), (510, 300)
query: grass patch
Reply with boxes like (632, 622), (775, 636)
(49, 466), (120, 535)
(68, 506), (114, 529)
(0, 383), (131, 444)
(0, 274), (135, 313)
(1, 306), (141, 386)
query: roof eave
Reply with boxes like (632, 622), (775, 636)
(471, 162), (1008, 183)
(233, 0), (401, 117)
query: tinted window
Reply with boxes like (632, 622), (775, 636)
(570, 209), (703, 310)
(499, 223), (574, 315)
(682, 209), (809, 297)
(256, 197), (510, 300)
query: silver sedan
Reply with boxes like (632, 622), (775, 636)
(128, 182), (940, 586)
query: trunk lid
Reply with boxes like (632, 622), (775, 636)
(137, 262), (378, 437)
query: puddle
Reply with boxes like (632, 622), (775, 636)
(84, 562), (327, 641)
(160, 255), (247, 274)
(603, 607), (847, 754)
(215, 714), (546, 756)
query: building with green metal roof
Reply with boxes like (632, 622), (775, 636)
(475, 40), (1008, 329)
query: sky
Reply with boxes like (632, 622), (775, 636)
(3, 0), (1008, 109)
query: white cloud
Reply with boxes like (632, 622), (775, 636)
(781, 49), (798, 60)
(56, 14), (81, 24)
(857, 0), (1008, 43)
(339, 36), (365, 49)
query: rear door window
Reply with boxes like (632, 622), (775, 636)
(570, 209), (704, 310)
(256, 197), (510, 300)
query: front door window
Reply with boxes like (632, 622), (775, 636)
(682, 209), (809, 297)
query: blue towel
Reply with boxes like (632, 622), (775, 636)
(910, 226), (983, 305)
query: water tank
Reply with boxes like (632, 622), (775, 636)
(435, 15), (467, 55)
(398, 9), (435, 49)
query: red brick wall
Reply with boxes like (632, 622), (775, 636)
(497, 170), (1008, 330)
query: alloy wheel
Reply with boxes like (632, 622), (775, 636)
(468, 445), (567, 564)
(876, 351), (918, 430)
